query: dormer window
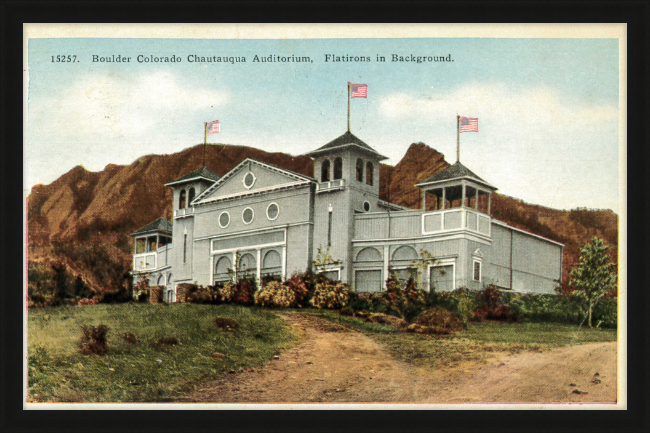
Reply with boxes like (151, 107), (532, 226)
(179, 189), (186, 209)
(366, 162), (374, 186)
(188, 187), (196, 205)
(356, 158), (363, 182)
(321, 159), (331, 182)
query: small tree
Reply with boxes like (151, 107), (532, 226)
(569, 237), (617, 327)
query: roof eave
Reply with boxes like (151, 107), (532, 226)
(164, 176), (218, 187)
(130, 229), (173, 237)
(305, 143), (388, 160)
(415, 176), (497, 191)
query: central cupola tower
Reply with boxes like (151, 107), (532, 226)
(305, 131), (387, 283)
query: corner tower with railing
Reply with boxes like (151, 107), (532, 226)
(305, 131), (388, 283)
(415, 161), (497, 238)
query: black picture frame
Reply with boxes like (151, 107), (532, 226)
(2, 1), (648, 432)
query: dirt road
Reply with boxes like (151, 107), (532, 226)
(182, 313), (617, 404)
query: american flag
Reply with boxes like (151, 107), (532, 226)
(349, 82), (368, 98)
(206, 120), (220, 135)
(459, 117), (478, 133)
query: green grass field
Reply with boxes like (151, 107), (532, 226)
(28, 303), (301, 403)
(304, 309), (617, 370)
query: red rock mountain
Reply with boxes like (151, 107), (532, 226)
(27, 142), (618, 294)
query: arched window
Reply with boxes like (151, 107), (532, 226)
(214, 256), (232, 282)
(333, 157), (343, 180)
(366, 162), (374, 186)
(321, 159), (331, 182)
(356, 158), (364, 182)
(262, 250), (282, 276)
(179, 189), (186, 209)
(188, 187), (196, 205)
(238, 253), (257, 278)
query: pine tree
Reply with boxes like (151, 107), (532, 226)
(569, 237), (617, 327)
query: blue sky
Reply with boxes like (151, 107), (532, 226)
(26, 37), (620, 212)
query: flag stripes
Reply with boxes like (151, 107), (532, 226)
(206, 120), (220, 135)
(349, 82), (368, 98)
(459, 117), (478, 133)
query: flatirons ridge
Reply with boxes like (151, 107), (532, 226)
(28, 142), (618, 294)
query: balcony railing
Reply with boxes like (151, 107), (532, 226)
(353, 207), (491, 240)
(133, 253), (156, 271)
(174, 207), (195, 218)
(421, 207), (490, 236)
(316, 178), (345, 193)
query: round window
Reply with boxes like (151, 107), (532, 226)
(363, 201), (371, 212)
(219, 211), (230, 228)
(267, 203), (279, 220)
(242, 207), (254, 224)
(243, 172), (256, 189)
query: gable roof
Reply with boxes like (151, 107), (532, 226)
(305, 131), (387, 160)
(416, 161), (496, 190)
(193, 158), (315, 204)
(165, 166), (220, 187)
(130, 217), (172, 237)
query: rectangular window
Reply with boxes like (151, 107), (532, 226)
(183, 234), (187, 264)
(473, 260), (482, 282)
(327, 211), (333, 247)
(355, 270), (383, 293)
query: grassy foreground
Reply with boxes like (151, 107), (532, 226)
(28, 303), (301, 403)
(304, 309), (617, 370)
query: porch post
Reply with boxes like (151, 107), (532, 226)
(441, 188), (446, 210)
(232, 251), (238, 282)
(256, 249), (262, 283)
(383, 245), (390, 292)
(421, 189), (426, 210)
(475, 189), (479, 210)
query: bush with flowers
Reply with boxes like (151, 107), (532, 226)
(254, 281), (296, 308)
(216, 282), (237, 304)
(284, 272), (312, 307)
(133, 278), (150, 302)
(309, 282), (352, 309)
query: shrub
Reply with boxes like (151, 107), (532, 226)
(310, 282), (352, 309)
(79, 324), (109, 355)
(451, 288), (478, 325)
(149, 286), (164, 304)
(215, 318), (239, 332)
(349, 294), (372, 312)
(285, 272), (312, 306)
(134, 278), (150, 303)
(187, 285), (215, 304)
(234, 279), (256, 305)
(176, 283), (196, 303)
(216, 282), (237, 304)
(413, 308), (464, 335)
(254, 281), (296, 308)
(122, 332), (138, 345)
(151, 337), (179, 350)
(593, 298), (617, 328)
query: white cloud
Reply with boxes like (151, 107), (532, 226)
(376, 83), (619, 211)
(30, 71), (228, 141)
(380, 83), (617, 127)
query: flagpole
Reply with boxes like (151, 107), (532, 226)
(203, 123), (208, 167)
(347, 82), (351, 132)
(456, 114), (460, 163)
